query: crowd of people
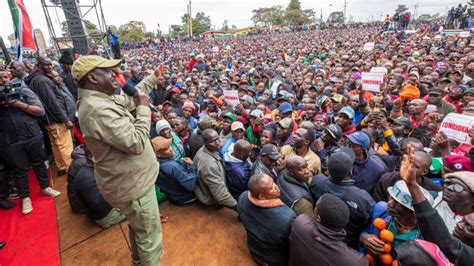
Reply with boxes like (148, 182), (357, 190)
(1, 20), (474, 265)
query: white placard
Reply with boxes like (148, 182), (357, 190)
(212, 46), (219, 53)
(459, 31), (470, 38)
(363, 42), (375, 51)
(439, 113), (474, 144)
(223, 90), (240, 106)
(361, 72), (384, 92)
(370, 67), (388, 75)
(271, 80), (282, 99)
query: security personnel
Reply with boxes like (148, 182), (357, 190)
(0, 68), (61, 215)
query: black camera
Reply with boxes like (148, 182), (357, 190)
(0, 80), (22, 104)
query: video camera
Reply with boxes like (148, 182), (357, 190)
(0, 80), (23, 104)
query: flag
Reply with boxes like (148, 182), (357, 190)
(7, 0), (36, 59)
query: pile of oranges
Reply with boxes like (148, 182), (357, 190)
(365, 218), (397, 266)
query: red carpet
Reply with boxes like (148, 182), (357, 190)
(0, 171), (60, 265)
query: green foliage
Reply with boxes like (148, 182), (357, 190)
(327, 11), (345, 24)
(180, 12), (212, 35)
(144, 32), (156, 39)
(117, 25), (146, 42)
(252, 1), (314, 26)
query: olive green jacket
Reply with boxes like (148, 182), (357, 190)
(77, 74), (159, 204)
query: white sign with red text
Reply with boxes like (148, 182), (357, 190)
(363, 42), (375, 51)
(439, 113), (474, 144)
(223, 90), (240, 106)
(361, 72), (384, 92)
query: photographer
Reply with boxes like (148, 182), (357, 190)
(0, 68), (61, 215)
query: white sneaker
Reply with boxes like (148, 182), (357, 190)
(42, 187), (61, 197)
(22, 197), (33, 215)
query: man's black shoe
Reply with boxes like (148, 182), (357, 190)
(57, 170), (67, 176)
(0, 199), (15, 209)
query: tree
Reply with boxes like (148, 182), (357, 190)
(169, 25), (184, 37)
(327, 11), (345, 24)
(285, 9), (311, 26)
(395, 5), (409, 13)
(144, 32), (156, 39)
(303, 9), (316, 21)
(252, 6), (285, 26)
(287, 0), (301, 11)
(117, 25), (146, 42)
(61, 20), (102, 40)
(181, 12), (212, 35)
(221, 20), (229, 32)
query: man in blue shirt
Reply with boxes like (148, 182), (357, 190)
(107, 28), (121, 59)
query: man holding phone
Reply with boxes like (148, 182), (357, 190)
(73, 56), (166, 265)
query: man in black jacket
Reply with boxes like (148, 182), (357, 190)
(25, 56), (74, 176)
(310, 147), (375, 249)
(401, 144), (474, 265)
(0, 68), (61, 214)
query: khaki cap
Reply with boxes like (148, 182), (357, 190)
(72, 55), (121, 82)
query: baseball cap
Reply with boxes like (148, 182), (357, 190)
(328, 148), (356, 179)
(332, 94), (344, 103)
(250, 109), (264, 119)
(445, 171), (474, 192)
(278, 118), (294, 129)
(72, 55), (121, 82)
(231, 121), (245, 131)
(259, 144), (281, 161)
(278, 102), (293, 114)
(464, 87), (474, 95)
(347, 132), (370, 150)
(388, 180), (433, 211)
(151, 136), (172, 153)
(339, 106), (355, 120)
(388, 117), (413, 131)
(428, 87), (444, 95)
(443, 155), (474, 172)
(325, 124), (342, 139)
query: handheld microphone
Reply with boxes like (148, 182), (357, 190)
(122, 83), (158, 112)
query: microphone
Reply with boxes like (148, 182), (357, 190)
(122, 83), (158, 112)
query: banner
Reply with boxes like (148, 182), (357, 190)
(363, 42), (375, 51)
(459, 31), (470, 38)
(7, 0), (36, 59)
(439, 113), (474, 144)
(370, 67), (387, 75)
(223, 90), (240, 106)
(361, 72), (384, 92)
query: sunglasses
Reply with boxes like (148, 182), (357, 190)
(444, 179), (467, 193)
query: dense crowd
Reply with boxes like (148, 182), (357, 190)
(1, 22), (474, 265)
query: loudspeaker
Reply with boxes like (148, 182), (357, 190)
(60, 0), (90, 55)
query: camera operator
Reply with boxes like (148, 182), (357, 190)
(0, 68), (61, 214)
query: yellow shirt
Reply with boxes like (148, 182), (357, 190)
(280, 145), (322, 176)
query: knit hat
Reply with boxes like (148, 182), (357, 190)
(400, 84), (420, 101)
(58, 51), (74, 65)
(388, 180), (433, 211)
(155, 120), (171, 135)
(181, 101), (195, 112)
(445, 171), (474, 192)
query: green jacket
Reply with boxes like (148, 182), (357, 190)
(77, 74), (159, 205)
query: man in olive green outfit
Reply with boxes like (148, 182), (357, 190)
(73, 56), (165, 265)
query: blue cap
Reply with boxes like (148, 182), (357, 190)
(347, 132), (371, 150)
(279, 102), (293, 114)
(339, 106), (355, 121)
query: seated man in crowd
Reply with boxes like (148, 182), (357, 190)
(224, 139), (252, 200)
(194, 129), (237, 209)
(251, 144), (280, 180)
(311, 148), (375, 250)
(277, 156), (314, 217)
(71, 146), (126, 228)
(237, 173), (296, 265)
(289, 194), (367, 266)
(221, 121), (246, 158)
(152, 136), (197, 205)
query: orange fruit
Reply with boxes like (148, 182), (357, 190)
(392, 260), (399, 266)
(373, 218), (387, 231)
(380, 229), (395, 243)
(379, 253), (393, 265)
(383, 243), (392, 253)
(365, 253), (377, 266)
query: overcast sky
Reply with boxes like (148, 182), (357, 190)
(0, 0), (461, 46)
